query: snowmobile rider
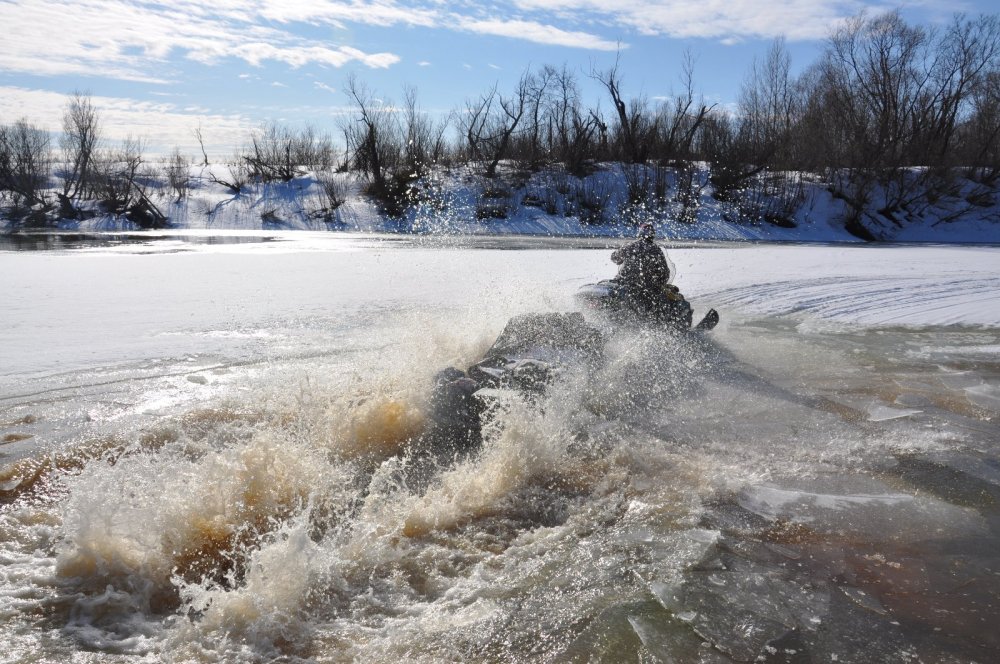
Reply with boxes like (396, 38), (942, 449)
(610, 222), (670, 308)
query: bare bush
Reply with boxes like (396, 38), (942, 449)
(207, 156), (250, 194)
(165, 147), (190, 201)
(292, 125), (337, 171)
(401, 85), (446, 176)
(239, 123), (338, 183)
(92, 136), (144, 210)
(244, 123), (300, 182)
(0, 119), (51, 207)
(474, 177), (514, 219)
(723, 171), (805, 226)
(313, 170), (349, 220)
(565, 177), (612, 225)
(674, 161), (705, 224)
(91, 136), (166, 227)
(524, 174), (562, 215)
(622, 163), (652, 207)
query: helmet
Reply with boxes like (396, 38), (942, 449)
(638, 222), (655, 239)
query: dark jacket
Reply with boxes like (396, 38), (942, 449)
(611, 238), (670, 292)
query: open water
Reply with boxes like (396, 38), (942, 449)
(0, 232), (997, 663)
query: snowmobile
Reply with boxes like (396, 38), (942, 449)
(417, 312), (602, 457)
(575, 279), (719, 331)
(418, 284), (719, 457)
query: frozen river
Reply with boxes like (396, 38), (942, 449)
(0, 231), (999, 662)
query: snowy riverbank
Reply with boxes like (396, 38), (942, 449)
(6, 163), (1000, 244)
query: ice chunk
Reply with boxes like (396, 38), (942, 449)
(866, 403), (922, 422)
(736, 483), (987, 541)
(651, 555), (830, 662)
(964, 382), (1000, 411)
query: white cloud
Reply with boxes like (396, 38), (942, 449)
(0, 86), (250, 156)
(0, 0), (403, 81)
(314, 82), (338, 93)
(0, 0), (900, 94)
(257, 0), (438, 28)
(455, 16), (621, 49)
(418, 61), (432, 67)
(508, 0), (873, 41)
(0, 0), (649, 87)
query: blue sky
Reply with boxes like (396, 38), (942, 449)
(0, 0), (993, 156)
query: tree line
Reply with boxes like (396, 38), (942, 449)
(3, 10), (1000, 236)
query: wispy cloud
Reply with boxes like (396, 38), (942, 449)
(256, 0), (439, 29)
(0, 0), (938, 100)
(0, 86), (250, 155)
(508, 0), (881, 41)
(455, 16), (621, 50)
(0, 0), (638, 86)
(0, 0), (401, 82)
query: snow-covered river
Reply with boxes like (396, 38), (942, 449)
(1, 231), (998, 662)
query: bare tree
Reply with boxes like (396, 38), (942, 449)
(710, 38), (799, 213)
(592, 55), (653, 163)
(516, 67), (554, 169)
(827, 11), (929, 170)
(461, 83), (497, 165)
(461, 74), (532, 178)
(916, 14), (1000, 166)
(401, 85), (434, 176)
(193, 123), (210, 166)
(656, 50), (716, 162)
(342, 74), (411, 215)
(794, 10), (1000, 233)
(60, 92), (102, 206)
(0, 119), (51, 207)
(543, 64), (579, 160)
(963, 69), (1000, 183)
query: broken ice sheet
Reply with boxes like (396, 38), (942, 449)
(866, 403), (922, 422)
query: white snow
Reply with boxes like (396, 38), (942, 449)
(673, 244), (1000, 330)
(2, 236), (997, 386)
